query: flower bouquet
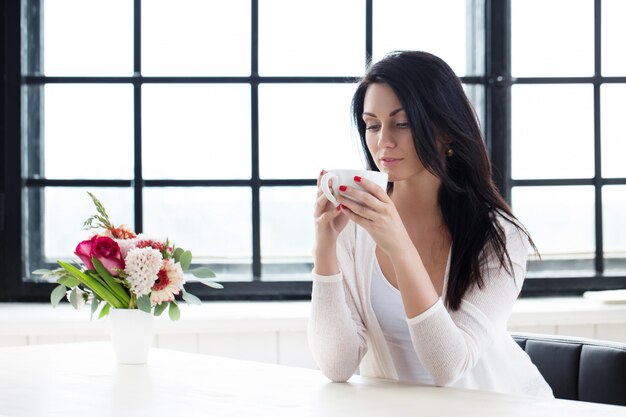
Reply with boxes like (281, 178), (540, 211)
(34, 192), (222, 321)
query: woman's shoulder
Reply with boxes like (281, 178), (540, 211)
(491, 210), (531, 259)
(493, 210), (525, 234)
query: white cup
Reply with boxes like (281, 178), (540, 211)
(320, 169), (388, 207)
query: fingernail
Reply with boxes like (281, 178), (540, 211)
(340, 204), (348, 210)
(320, 169), (327, 176)
(339, 185), (347, 192)
(335, 205), (342, 211)
(354, 175), (362, 182)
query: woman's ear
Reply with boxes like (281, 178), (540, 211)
(436, 133), (452, 158)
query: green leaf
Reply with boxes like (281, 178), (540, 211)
(90, 297), (100, 320)
(179, 250), (192, 271)
(182, 290), (202, 306)
(172, 248), (184, 262)
(98, 303), (111, 319)
(83, 192), (113, 230)
(57, 275), (80, 288)
(154, 302), (168, 316)
(168, 302), (181, 321)
(137, 295), (152, 313)
(190, 267), (216, 278)
(33, 269), (51, 275)
(69, 288), (79, 309)
(91, 258), (130, 307)
(58, 261), (123, 308)
(50, 284), (67, 307)
(196, 279), (224, 289)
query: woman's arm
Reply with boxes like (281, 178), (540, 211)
(406, 220), (529, 386)
(308, 270), (368, 382)
(310, 169), (367, 381)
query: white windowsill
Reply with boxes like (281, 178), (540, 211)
(1, 296), (625, 337)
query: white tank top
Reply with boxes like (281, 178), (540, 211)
(370, 256), (434, 385)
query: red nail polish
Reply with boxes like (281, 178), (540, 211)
(320, 169), (327, 176)
(354, 175), (362, 182)
(340, 204), (348, 210)
(339, 185), (347, 192)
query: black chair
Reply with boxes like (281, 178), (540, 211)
(512, 332), (626, 406)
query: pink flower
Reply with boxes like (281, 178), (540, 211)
(75, 236), (125, 276)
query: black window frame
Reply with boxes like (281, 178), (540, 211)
(498, 0), (626, 296)
(2, 0), (625, 303)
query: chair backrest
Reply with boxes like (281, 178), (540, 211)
(512, 332), (626, 406)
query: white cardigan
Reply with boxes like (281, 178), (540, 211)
(308, 217), (553, 398)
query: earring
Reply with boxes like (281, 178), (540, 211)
(446, 148), (454, 158)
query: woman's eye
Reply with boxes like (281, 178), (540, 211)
(396, 122), (410, 128)
(365, 124), (380, 131)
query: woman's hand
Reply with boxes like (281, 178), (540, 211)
(338, 176), (440, 317)
(336, 176), (411, 255)
(313, 170), (350, 275)
(314, 170), (350, 244)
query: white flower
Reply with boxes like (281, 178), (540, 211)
(150, 259), (184, 306)
(124, 247), (163, 297)
(115, 237), (138, 258)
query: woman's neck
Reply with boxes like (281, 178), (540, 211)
(390, 171), (444, 231)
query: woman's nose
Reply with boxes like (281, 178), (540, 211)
(378, 127), (395, 148)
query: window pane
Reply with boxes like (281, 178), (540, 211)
(43, 0), (133, 76)
(43, 84), (134, 179)
(143, 187), (252, 281)
(601, 84), (626, 178)
(511, 85), (594, 179)
(373, 0), (474, 76)
(259, 84), (362, 179)
(142, 0), (250, 76)
(261, 187), (315, 281)
(142, 84), (251, 180)
(511, 0), (593, 77)
(463, 84), (486, 133)
(259, 0), (364, 76)
(602, 0), (626, 76)
(36, 187), (134, 263)
(512, 186), (595, 277)
(603, 185), (626, 275)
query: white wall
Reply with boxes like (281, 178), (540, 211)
(1, 298), (625, 368)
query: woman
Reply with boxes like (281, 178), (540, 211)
(309, 51), (553, 398)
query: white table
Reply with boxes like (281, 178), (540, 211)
(0, 342), (624, 417)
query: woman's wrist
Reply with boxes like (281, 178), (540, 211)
(388, 243), (421, 269)
(313, 243), (340, 276)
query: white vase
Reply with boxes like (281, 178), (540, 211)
(109, 308), (154, 365)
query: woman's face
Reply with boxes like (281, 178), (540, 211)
(362, 83), (427, 182)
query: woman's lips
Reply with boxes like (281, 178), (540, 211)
(380, 157), (402, 167)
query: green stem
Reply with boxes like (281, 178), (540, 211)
(128, 293), (137, 309)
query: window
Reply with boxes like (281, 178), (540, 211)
(508, 0), (626, 295)
(2, 0), (624, 302)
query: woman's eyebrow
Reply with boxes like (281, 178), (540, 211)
(362, 108), (404, 118)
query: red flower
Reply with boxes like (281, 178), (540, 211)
(75, 236), (125, 276)
(136, 239), (166, 252)
(152, 268), (171, 291)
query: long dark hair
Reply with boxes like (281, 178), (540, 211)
(352, 51), (533, 310)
